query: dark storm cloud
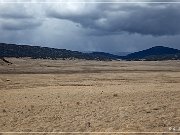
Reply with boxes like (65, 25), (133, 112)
(46, 3), (180, 36)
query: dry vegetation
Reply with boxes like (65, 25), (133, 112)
(0, 58), (180, 134)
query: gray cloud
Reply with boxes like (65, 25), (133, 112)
(0, 4), (43, 30)
(46, 3), (180, 36)
(0, 19), (42, 30)
(0, 1), (180, 52)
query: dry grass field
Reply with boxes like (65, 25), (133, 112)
(0, 58), (180, 134)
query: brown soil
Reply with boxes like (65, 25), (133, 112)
(0, 58), (180, 134)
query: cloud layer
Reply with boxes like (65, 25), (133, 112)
(0, 0), (180, 52)
(46, 3), (180, 36)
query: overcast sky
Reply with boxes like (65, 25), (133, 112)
(0, 0), (180, 52)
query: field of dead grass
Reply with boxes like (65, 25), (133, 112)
(0, 58), (180, 134)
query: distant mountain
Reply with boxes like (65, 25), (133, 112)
(109, 52), (131, 56)
(89, 52), (121, 60)
(0, 43), (120, 61)
(83, 51), (130, 56)
(1, 43), (180, 61)
(125, 46), (180, 60)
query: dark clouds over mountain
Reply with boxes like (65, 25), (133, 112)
(0, 0), (180, 52)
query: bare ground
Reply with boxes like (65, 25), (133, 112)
(0, 58), (180, 134)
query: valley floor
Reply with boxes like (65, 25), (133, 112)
(0, 58), (180, 134)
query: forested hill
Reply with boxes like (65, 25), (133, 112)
(1, 43), (180, 61)
(0, 43), (120, 61)
(124, 46), (180, 60)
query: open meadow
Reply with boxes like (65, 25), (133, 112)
(0, 58), (180, 134)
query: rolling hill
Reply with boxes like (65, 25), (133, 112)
(124, 46), (180, 60)
(1, 43), (180, 61)
(0, 43), (120, 61)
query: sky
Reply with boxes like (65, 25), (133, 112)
(0, 0), (180, 52)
